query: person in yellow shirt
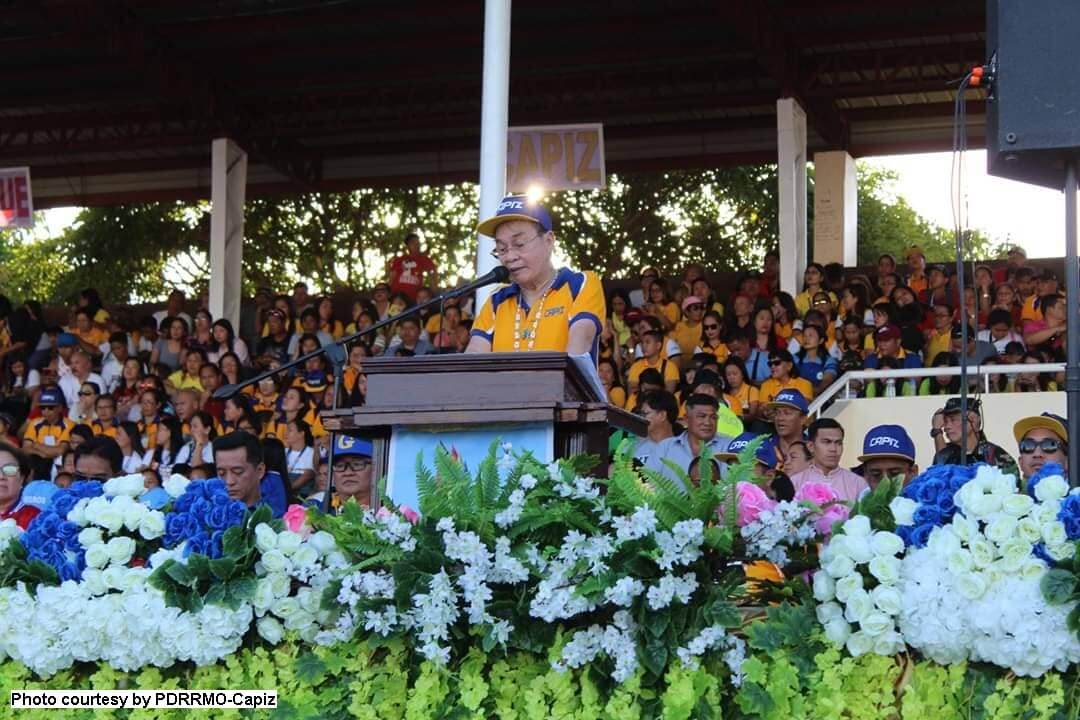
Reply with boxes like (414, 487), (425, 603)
(90, 395), (120, 439)
(628, 330), (680, 393)
(924, 303), (954, 366)
(597, 358), (627, 408)
(759, 350), (814, 403)
(166, 348), (206, 396)
(623, 368), (666, 413)
(671, 296), (706, 358)
(644, 279), (680, 333)
(770, 292), (800, 343)
(695, 311), (729, 363)
(266, 386), (326, 441)
(723, 357), (761, 424)
(71, 308), (108, 358)
(794, 263), (837, 317)
(467, 196), (605, 360)
(905, 246), (928, 297)
(316, 297), (345, 340)
(22, 388), (75, 479)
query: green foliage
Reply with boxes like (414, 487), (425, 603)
(848, 475), (903, 532)
(0, 541), (59, 593)
(149, 505), (273, 612)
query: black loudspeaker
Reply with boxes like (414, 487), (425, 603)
(986, 0), (1080, 189)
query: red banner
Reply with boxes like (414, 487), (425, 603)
(0, 167), (33, 229)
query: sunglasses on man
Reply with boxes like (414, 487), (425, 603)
(1019, 438), (1066, 455)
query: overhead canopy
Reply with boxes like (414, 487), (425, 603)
(4, 0), (985, 209)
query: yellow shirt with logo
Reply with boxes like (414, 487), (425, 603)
(671, 321), (702, 359)
(471, 268), (606, 357)
(627, 356), (680, 389)
(90, 419), (119, 439)
(760, 377), (814, 404)
(23, 418), (75, 449)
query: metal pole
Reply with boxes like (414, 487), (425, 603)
(475, 0), (511, 311)
(1065, 160), (1080, 486)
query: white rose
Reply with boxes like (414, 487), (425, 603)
(163, 474), (190, 499)
(827, 535), (851, 559)
(833, 574), (864, 604)
(102, 565), (127, 590)
(104, 474), (145, 498)
(267, 573), (291, 598)
(77, 527), (104, 548)
(138, 511), (166, 541)
(816, 601), (844, 625)
(845, 536), (874, 564)
(1035, 475), (1069, 503)
(998, 539), (1030, 572)
(94, 505), (124, 534)
(859, 612), (894, 638)
(254, 524), (278, 554)
(1048, 542), (1075, 562)
(81, 568), (107, 596)
(260, 550), (289, 574)
(67, 499), (90, 526)
(824, 555), (856, 579)
(956, 572), (988, 600)
(968, 538), (996, 568)
(292, 546), (319, 570)
(950, 514), (975, 542)
(308, 531), (337, 557)
(845, 630), (874, 657)
(927, 526), (961, 559)
(889, 497), (917, 527)
(1042, 521), (1069, 547)
(85, 543), (110, 569)
(868, 556), (901, 585)
(823, 618), (851, 647)
(252, 578), (276, 613)
(842, 589), (873, 624)
(271, 597), (301, 620)
(985, 517), (1018, 546)
(256, 616), (285, 645)
(946, 549), (974, 575)
(106, 536), (136, 566)
(966, 493), (1001, 518)
(276, 531), (303, 556)
(1016, 516), (1043, 545)
(812, 571), (836, 602)
(870, 585), (903, 617)
(870, 532), (904, 558)
(843, 515), (872, 538)
(872, 631), (905, 656)
(1001, 494), (1034, 518)
(297, 588), (320, 614)
(1021, 559), (1046, 579)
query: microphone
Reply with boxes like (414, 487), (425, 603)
(213, 265), (511, 399)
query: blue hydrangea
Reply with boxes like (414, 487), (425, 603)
(162, 479), (247, 559)
(1058, 494), (1080, 541)
(894, 464), (979, 548)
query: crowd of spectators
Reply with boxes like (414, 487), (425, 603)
(0, 230), (1069, 525)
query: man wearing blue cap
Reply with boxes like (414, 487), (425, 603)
(645, 394), (733, 489)
(468, 195), (605, 358)
(312, 434), (374, 510)
(767, 388), (809, 465)
(22, 387), (75, 481)
(857, 425), (919, 490)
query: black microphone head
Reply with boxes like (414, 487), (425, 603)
(213, 383), (241, 400)
(491, 265), (510, 283)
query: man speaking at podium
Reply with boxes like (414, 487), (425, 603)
(466, 195), (606, 361)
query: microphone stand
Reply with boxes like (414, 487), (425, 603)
(214, 269), (508, 512)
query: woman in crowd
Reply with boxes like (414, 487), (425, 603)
(150, 416), (184, 479)
(722, 356), (760, 425)
(0, 442), (40, 528)
(918, 351), (961, 396)
(1016, 352), (1058, 392)
(695, 311), (728, 364)
(430, 304), (463, 351)
(795, 263), (834, 316)
(113, 358), (146, 421)
(607, 289), (633, 350)
(208, 319), (250, 366)
(746, 305), (779, 385)
(150, 316), (188, 372)
(137, 388), (166, 451)
(187, 310), (214, 357)
(645, 278), (679, 333)
(770, 292), (800, 344)
(598, 357), (626, 409)
(69, 381), (100, 424)
(728, 293), (754, 337)
(117, 422), (151, 475)
(176, 411), (216, 470)
(217, 351), (246, 393)
(284, 418), (316, 493)
(794, 324), (838, 397)
(317, 297), (344, 340)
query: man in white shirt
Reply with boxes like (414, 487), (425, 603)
(789, 418), (868, 502)
(98, 332), (132, 394)
(58, 350), (105, 409)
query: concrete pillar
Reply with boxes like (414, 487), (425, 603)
(209, 138), (247, 329)
(776, 98), (808, 295)
(813, 150), (858, 267)
(475, 0), (511, 307)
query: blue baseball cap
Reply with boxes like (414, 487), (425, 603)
(857, 425), (916, 463)
(769, 388), (808, 414)
(333, 434), (373, 458)
(476, 195), (553, 237)
(57, 333), (78, 348)
(756, 436), (780, 469)
(718, 432), (778, 468)
(38, 387), (63, 406)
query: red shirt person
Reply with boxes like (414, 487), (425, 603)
(388, 232), (438, 300)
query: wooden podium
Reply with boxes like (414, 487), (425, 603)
(321, 352), (646, 505)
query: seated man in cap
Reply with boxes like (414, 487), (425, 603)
(766, 388), (809, 466)
(645, 394), (733, 489)
(213, 431), (285, 518)
(22, 387), (75, 482)
(864, 324), (922, 370)
(717, 432), (780, 483)
(931, 397), (1018, 477)
(310, 434), (375, 511)
(857, 424), (919, 491)
(1013, 412), (1068, 486)
(789, 418), (867, 502)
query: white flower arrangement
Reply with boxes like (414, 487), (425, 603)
(0, 519), (21, 554)
(739, 501), (818, 567)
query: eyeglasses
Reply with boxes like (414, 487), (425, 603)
(1019, 438), (1065, 455)
(0, 464), (19, 478)
(491, 233), (543, 259)
(703, 324), (720, 331)
(78, 390), (95, 397)
(333, 459), (372, 472)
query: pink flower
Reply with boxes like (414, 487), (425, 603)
(733, 481), (776, 527)
(399, 505), (420, 525)
(814, 503), (850, 536)
(794, 482), (841, 507)
(283, 504), (311, 537)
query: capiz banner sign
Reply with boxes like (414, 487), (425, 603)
(506, 124), (605, 192)
(0, 167), (32, 229)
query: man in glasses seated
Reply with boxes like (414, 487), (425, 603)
(308, 434), (374, 511)
(73, 435), (124, 482)
(1013, 412), (1068, 487)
